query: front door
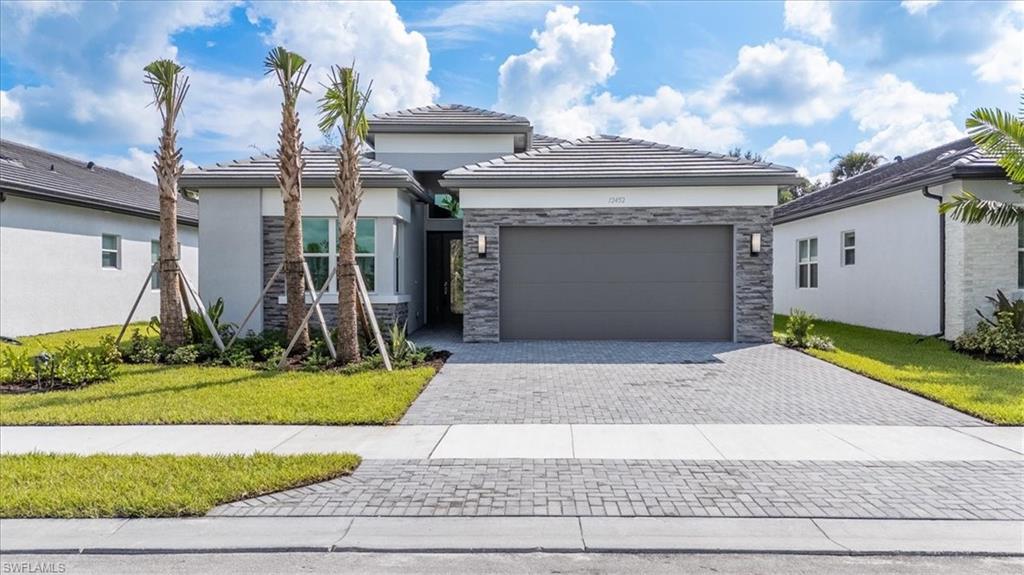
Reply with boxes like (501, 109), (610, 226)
(427, 232), (464, 326)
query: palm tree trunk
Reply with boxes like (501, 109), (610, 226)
(157, 122), (185, 347)
(279, 104), (309, 355)
(334, 136), (361, 364)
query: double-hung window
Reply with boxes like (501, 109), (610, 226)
(301, 217), (376, 292)
(151, 240), (160, 289)
(797, 237), (818, 288)
(101, 234), (120, 269)
(1018, 220), (1023, 289)
(841, 230), (856, 266)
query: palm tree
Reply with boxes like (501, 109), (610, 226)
(265, 47), (312, 355)
(830, 151), (885, 184)
(940, 95), (1024, 226)
(318, 65), (373, 365)
(144, 59), (189, 347)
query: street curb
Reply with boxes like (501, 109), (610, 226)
(2, 517), (1021, 556)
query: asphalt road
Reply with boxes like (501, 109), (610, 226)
(2, 553), (1021, 574)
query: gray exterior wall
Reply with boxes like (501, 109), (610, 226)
(199, 188), (264, 332)
(261, 217), (408, 337)
(462, 206), (773, 343)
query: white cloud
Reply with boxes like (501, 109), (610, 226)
(247, 1), (437, 114)
(412, 1), (554, 45)
(495, 5), (742, 150)
(851, 74), (962, 157)
(784, 1), (833, 42)
(694, 39), (848, 126)
(0, 1), (438, 168)
(969, 3), (1024, 92)
(765, 136), (830, 159)
(497, 5), (616, 135)
(0, 91), (22, 121)
(901, 1), (940, 15)
(94, 147), (155, 183)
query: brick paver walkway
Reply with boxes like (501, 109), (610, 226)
(401, 336), (982, 426)
(210, 459), (1023, 520)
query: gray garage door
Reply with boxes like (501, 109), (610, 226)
(499, 226), (733, 341)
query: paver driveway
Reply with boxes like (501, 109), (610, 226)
(403, 333), (983, 426)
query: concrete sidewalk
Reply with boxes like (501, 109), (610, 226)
(2, 424), (1021, 461)
(1, 517), (1021, 555)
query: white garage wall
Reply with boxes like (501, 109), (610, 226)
(0, 195), (199, 337)
(773, 191), (942, 335)
(198, 188), (263, 332)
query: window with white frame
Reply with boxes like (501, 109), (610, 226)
(1018, 220), (1023, 289)
(302, 217), (376, 292)
(101, 234), (120, 269)
(841, 230), (856, 266)
(151, 240), (160, 289)
(797, 237), (818, 288)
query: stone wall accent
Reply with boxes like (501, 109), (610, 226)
(462, 207), (773, 343)
(262, 217), (408, 338)
(944, 216), (1020, 339)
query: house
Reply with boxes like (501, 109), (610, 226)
(185, 104), (799, 343)
(0, 139), (199, 337)
(773, 137), (1018, 339)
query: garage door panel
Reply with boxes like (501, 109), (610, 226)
(500, 252), (732, 283)
(500, 226), (734, 341)
(501, 281), (732, 313)
(500, 310), (733, 341)
(501, 226), (733, 255)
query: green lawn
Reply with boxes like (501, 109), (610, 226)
(0, 453), (359, 518)
(1, 325), (436, 425)
(774, 315), (1024, 425)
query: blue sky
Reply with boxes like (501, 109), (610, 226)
(0, 1), (1020, 183)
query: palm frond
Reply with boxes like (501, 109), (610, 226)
(264, 47), (310, 101)
(939, 190), (1024, 227)
(966, 104), (1024, 183)
(144, 59), (188, 122)
(317, 65), (373, 140)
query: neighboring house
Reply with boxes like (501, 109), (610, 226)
(186, 104), (799, 343)
(0, 139), (199, 337)
(773, 137), (1018, 339)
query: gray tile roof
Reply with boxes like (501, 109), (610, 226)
(180, 148), (426, 198)
(531, 133), (569, 148)
(0, 139), (198, 225)
(440, 135), (800, 188)
(368, 104), (531, 133)
(773, 137), (1005, 224)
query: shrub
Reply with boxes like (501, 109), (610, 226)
(954, 311), (1024, 362)
(301, 347), (333, 372)
(776, 309), (835, 351)
(2, 341), (116, 388)
(976, 290), (1024, 332)
(120, 329), (165, 364)
(167, 344), (201, 365)
(388, 322), (417, 362)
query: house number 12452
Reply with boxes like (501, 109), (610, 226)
(608, 196), (626, 204)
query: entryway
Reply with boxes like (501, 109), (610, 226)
(426, 231), (464, 328)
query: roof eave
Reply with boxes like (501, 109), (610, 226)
(439, 174), (802, 190)
(1, 184), (198, 226)
(773, 171), (958, 225)
(179, 176), (428, 201)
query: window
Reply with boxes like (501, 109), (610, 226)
(101, 234), (120, 269)
(797, 238), (818, 288)
(394, 222), (403, 292)
(301, 217), (376, 292)
(841, 231), (856, 266)
(1018, 220), (1023, 289)
(151, 240), (160, 289)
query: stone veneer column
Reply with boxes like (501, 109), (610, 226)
(461, 207), (774, 344)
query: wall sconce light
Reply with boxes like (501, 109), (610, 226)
(750, 232), (762, 257)
(477, 234), (487, 258)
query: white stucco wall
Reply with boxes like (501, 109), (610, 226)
(460, 186), (779, 209)
(773, 191), (942, 335)
(942, 179), (1022, 338)
(198, 188), (263, 332)
(0, 195), (199, 337)
(373, 133), (515, 154)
